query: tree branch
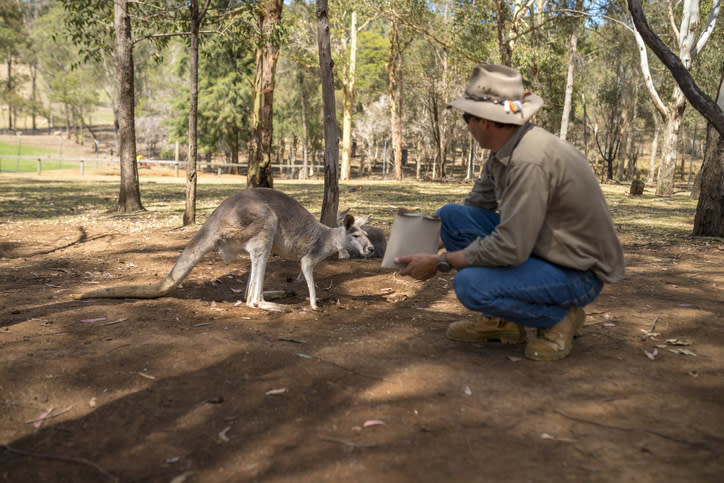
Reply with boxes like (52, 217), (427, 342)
(627, 0), (724, 136)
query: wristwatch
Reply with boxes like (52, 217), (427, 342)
(436, 252), (452, 273)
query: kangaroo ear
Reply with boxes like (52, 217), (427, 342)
(343, 214), (355, 229)
(337, 208), (350, 225)
(354, 214), (371, 226)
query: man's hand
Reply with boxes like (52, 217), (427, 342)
(395, 253), (439, 281)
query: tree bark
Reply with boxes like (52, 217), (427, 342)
(113, 0), (143, 213)
(340, 10), (358, 181)
(693, 73), (724, 236)
(183, 0), (207, 226)
(496, 0), (511, 65)
(248, 0), (283, 188)
(387, 19), (403, 180)
(317, 0), (339, 227)
(559, 16), (579, 141)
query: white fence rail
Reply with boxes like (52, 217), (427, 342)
(0, 155), (321, 177)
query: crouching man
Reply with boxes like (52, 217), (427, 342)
(396, 63), (625, 361)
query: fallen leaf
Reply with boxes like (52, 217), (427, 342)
(170, 471), (193, 483)
(541, 433), (555, 440)
(644, 348), (658, 360)
(81, 317), (107, 323)
(506, 355), (522, 362)
(265, 388), (287, 396)
(219, 426), (231, 442)
(363, 420), (385, 427)
(668, 348), (696, 356)
(665, 338), (692, 346)
(464, 386), (472, 396)
(31, 408), (54, 429)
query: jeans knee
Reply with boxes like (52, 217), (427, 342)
(453, 270), (494, 311)
(436, 203), (460, 221)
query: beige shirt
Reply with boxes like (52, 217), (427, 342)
(463, 123), (625, 283)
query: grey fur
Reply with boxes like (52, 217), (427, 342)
(337, 209), (387, 258)
(73, 188), (374, 311)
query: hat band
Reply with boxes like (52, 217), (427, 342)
(464, 90), (531, 114)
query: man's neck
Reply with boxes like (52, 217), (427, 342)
(489, 125), (516, 153)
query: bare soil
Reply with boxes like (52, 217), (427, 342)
(1, 134), (723, 483)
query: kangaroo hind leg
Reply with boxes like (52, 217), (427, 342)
(244, 237), (288, 312)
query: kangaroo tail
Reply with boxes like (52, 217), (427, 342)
(72, 277), (178, 300)
(73, 224), (219, 300)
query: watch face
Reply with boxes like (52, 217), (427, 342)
(437, 259), (451, 273)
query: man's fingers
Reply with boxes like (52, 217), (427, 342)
(394, 255), (413, 265)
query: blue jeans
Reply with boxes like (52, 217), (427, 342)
(437, 204), (603, 328)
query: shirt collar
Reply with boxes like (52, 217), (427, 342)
(492, 122), (534, 165)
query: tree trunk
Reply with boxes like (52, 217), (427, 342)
(248, 0), (283, 188)
(693, 73), (724, 236)
(316, 0), (339, 227)
(299, 72), (309, 179)
(6, 55), (12, 130)
(559, 16), (579, 141)
(648, 116), (660, 183)
(31, 61), (37, 131)
(113, 0), (143, 213)
(495, 0), (510, 65)
(387, 19), (403, 181)
(657, 92), (687, 195)
(183, 0), (202, 226)
(340, 10), (358, 181)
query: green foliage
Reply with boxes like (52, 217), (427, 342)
(0, 0), (26, 56)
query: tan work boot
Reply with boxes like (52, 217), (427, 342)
(524, 307), (585, 361)
(446, 315), (527, 344)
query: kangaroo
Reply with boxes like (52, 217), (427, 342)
(336, 208), (386, 259)
(73, 188), (375, 311)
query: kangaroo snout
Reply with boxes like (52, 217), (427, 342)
(362, 241), (375, 256)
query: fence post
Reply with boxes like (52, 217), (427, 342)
(80, 160), (85, 176)
(175, 161), (179, 177)
(37, 158), (42, 175)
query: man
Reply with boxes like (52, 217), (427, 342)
(395, 64), (625, 361)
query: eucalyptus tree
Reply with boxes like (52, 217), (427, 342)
(197, 36), (255, 172)
(628, 0), (723, 236)
(277, 0), (320, 180)
(329, 0), (377, 181)
(377, 0), (435, 180)
(64, 0), (148, 213)
(30, 4), (100, 137)
(317, 0), (340, 226)
(0, 0), (25, 130)
(627, 0), (720, 195)
(248, 0), (284, 188)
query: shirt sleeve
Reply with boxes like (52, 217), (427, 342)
(463, 161), (549, 267)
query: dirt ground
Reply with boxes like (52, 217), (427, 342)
(1, 136), (723, 482)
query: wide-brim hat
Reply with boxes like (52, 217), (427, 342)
(448, 64), (543, 125)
